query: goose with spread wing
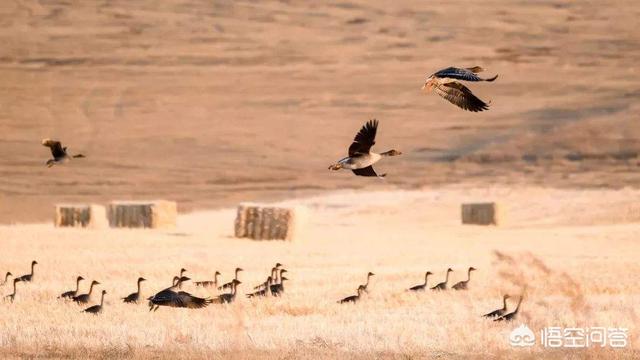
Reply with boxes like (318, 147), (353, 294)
(328, 119), (401, 177)
(422, 66), (498, 112)
(41, 139), (85, 167)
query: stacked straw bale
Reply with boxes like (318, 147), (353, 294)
(54, 204), (107, 228)
(234, 203), (304, 241)
(107, 200), (177, 229)
(461, 202), (499, 225)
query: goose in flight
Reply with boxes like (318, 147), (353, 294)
(41, 139), (85, 167)
(328, 119), (401, 177)
(422, 66), (498, 112)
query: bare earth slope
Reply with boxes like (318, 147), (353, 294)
(1, 1), (640, 223)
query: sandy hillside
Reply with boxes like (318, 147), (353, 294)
(0, 187), (639, 358)
(1, 1), (640, 223)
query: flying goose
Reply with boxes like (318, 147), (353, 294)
(41, 139), (85, 167)
(328, 119), (401, 178)
(148, 276), (213, 311)
(422, 66), (498, 112)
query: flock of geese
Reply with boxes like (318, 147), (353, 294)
(2, 261), (523, 322)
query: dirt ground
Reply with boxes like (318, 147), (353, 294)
(1, 1), (640, 223)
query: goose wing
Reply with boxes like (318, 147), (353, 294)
(352, 166), (385, 177)
(432, 67), (498, 82)
(433, 82), (490, 112)
(348, 119), (378, 157)
(177, 291), (212, 308)
(42, 139), (66, 158)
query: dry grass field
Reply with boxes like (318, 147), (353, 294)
(1, 187), (639, 359)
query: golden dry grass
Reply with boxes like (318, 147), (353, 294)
(1, 186), (639, 359)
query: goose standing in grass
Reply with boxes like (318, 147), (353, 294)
(4, 279), (18, 303)
(41, 139), (85, 167)
(219, 268), (243, 290)
(452, 267), (477, 290)
(270, 277), (288, 297)
(269, 269), (287, 295)
(431, 268), (453, 291)
(422, 66), (498, 112)
(83, 290), (106, 315)
(408, 271), (432, 292)
(15, 260), (37, 283)
(483, 294), (511, 318)
(359, 272), (375, 293)
(247, 277), (272, 298)
(122, 277), (147, 304)
(328, 119), (401, 177)
(60, 276), (84, 299)
(73, 280), (100, 304)
(195, 271), (221, 288)
(494, 296), (523, 322)
(0, 272), (12, 286)
(339, 285), (365, 304)
(148, 276), (213, 311)
(216, 279), (241, 304)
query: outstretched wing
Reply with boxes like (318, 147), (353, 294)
(41, 139), (66, 158)
(432, 67), (498, 82)
(352, 166), (385, 177)
(433, 82), (490, 112)
(348, 119), (378, 157)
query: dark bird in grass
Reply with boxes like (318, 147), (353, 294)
(216, 279), (241, 304)
(4, 279), (19, 303)
(270, 276), (288, 297)
(83, 290), (106, 315)
(483, 294), (511, 318)
(41, 139), (85, 167)
(452, 267), (477, 290)
(408, 271), (432, 292)
(328, 119), (401, 178)
(431, 268), (453, 291)
(247, 277), (272, 298)
(15, 260), (37, 283)
(122, 277), (147, 304)
(339, 285), (365, 304)
(494, 295), (523, 322)
(73, 280), (100, 304)
(218, 268), (243, 290)
(148, 276), (212, 311)
(0, 272), (12, 286)
(194, 271), (221, 288)
(60, 276), (84, 299)
(422, 66), (498, 112)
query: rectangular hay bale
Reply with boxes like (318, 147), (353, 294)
(461, 202), (499, 225)
(234, 203), (304, 241)
(107, 200), (177, 229)
(54, 204), (107, 228)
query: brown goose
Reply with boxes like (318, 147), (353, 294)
(494, 296), (523, 322)
(41, 139), (85, 167)
(0, 272), (12, 286)
(422, 66), (498, 112)
(269, 269), (288, 295)
(4, 279), (19, 303)
(360, 272), (375, 293)
(483, 294), (510, 318)
(83, 290), (106, 315)
(431, 268), (453, 291)
(216, 279), (241, 304)
(339, 285), (365, 304)
(15, 260), (37, 283)
(328, 119), (402, 178)
(270, 277), (288, 297)
(148, 276), (213, 311)
(219, 268), (243, 290)
(122, 277), (147, 304)
(73, 280), (100, 304)
(452, 267), (476, 290)
(247, 277), (272, 298)
(195, 271), (221, 288)
(60, 276), (85, 299)
(408, 271), (433, 292)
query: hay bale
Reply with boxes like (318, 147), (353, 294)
(461, 202), (499, 225)
(107, 200), (177, 229)
(54, 204), (107, 229)
(234, 203), (305, 241)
